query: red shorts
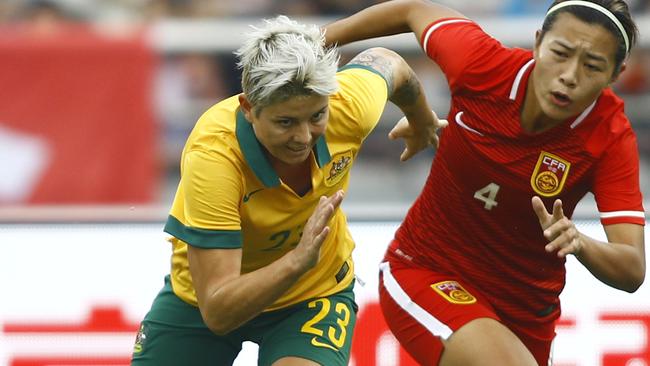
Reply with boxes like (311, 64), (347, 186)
(378, 258), (555, 366)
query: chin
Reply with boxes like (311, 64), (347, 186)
(281, 154), (309, 165)
(542, 103), (575, 122)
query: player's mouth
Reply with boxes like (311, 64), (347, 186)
(286, 145), (309, 155)
(550, 91), (572, 108)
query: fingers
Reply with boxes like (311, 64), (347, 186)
(437, 119), (449, 128)
(307, 191), (344, 235)
(552, 199), (564, 221)
(531, 196), (549, 223)
(400, 148), (412, 162)
(388, 117), (408, 140)
(544, 226), (580, 258)
(310, 226), (331, 249)
(556, 236), (581, 258)
(543, 211), (580, 258)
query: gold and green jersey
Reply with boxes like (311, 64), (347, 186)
(164, 65), (388, 311)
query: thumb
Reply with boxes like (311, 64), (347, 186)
(389, 117), (407, 140)
(400, 147), (412, 162)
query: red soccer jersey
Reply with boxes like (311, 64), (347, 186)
(391, 19), (645, 325)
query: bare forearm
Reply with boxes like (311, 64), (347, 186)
(390, 67), (430, 128)
(576, 233), (645, 292)
(203, 252), (305, 334)
(325, 0), (465, 47)
(325, 0), (414, 46)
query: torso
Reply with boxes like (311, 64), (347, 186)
(402, 18), (642, 325)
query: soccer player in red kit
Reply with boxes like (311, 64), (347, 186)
(325, 0), (645, 365)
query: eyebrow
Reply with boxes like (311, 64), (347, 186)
(554, 40), (609, 64)
(274, 105), (328, 120)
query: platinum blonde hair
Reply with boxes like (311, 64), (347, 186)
(235, 15), (340, 113)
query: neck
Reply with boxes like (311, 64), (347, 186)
(267, 151), (313, 196)
(520, 76), (562, 134)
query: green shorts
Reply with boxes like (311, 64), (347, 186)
(131, 276), (357, 366)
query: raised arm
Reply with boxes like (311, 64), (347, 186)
(324, 0), (466, 47)
(347, 47), (446, 160)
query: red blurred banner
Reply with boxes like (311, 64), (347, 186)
(0, 24), (158, 204)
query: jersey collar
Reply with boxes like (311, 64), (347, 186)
(235, 110), (332, 188)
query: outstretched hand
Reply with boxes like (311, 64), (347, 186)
(292, 190), (345, 272)
(531, 196), (583, 258)
(389, 110), (448, 162)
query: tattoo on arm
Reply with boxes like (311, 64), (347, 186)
(390, 67), (421, 107)
(347, 49), (421, 106)
(348, 49), (395, 93)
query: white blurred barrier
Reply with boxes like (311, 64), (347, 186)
(147, 15), (650, 53)
(0, 221), (648, 365)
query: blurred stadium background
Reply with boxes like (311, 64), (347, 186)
(0, 0), (649, 365)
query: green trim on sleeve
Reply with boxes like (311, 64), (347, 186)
(338, 64), (390, 89)
(164, 215), (242, 249)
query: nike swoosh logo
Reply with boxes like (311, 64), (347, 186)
(243, 188), (264, 202)
(455, 111), (484, 136)
(310, 337), (338, 351)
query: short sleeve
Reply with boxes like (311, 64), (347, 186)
(592, 129), (645, 225)
(332, 66), (388, 140)
(164, 149), (244, 248)
(420, 19), (512, 93)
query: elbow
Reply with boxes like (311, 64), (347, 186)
(207, 322), (234, 336)
(198, 303), (237, 336)
(202, 314), (236, 336)
(623, 272), (645, 293)
(618, 268), (645, 293)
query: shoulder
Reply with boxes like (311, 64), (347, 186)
(337, 52), (393, 91)
(579, 89), (636, 157)
(184, 95), (242, 154)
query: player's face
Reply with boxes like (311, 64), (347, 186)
(532, 12), (620, 122)
(244, 93), (329, 165)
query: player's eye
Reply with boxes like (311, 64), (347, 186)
(275, 119), (293, 128)
(552, 49), (568, 58)
(311, 111), (325, 123)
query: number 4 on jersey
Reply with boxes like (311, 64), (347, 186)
(474, 183), (500, 210)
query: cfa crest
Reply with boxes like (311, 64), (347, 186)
(531, 151), (571, 197)
(431, 281), (476, 304)
(324, 151), (353, 187)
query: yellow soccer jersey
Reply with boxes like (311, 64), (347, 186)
(164, 65), (388, 311)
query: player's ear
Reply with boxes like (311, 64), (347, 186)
(238, 94), (254, 122)
(533, 29), (542, 57)
(609, 62), (627, 84)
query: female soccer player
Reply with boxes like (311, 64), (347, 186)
(326, 1), (645, 365)
(131, 15), (444, 366)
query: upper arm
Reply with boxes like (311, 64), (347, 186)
(603, 223), (645, 257)
(334, 56), (391, 139)
(188, 246), (242, 317)
(345, 47), (404, 95)
(181, 149), (243, 234)
(403, 0), (468, 45)
(592, 128), (645, 226)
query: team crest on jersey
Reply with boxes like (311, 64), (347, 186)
(431, 281), (477, 304)
(324, 151), (353, 187)
(531, 151), (571, 197)
(133, 323), (147, 353)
